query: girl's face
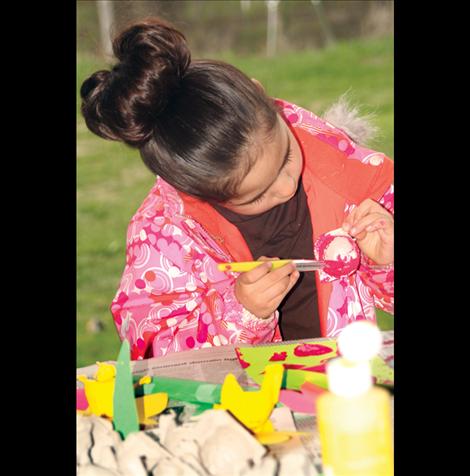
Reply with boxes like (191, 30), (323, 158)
(223, 114), (304, 216)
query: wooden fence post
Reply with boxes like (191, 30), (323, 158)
(96, 0), (114, 61)
(266, 0), (280, 57)
(311, 0), (335, 47)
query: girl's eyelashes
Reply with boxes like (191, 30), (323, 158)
(283, 145), (293, 169)
(251, 192), (266, 205)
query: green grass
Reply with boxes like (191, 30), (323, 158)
(77, 36), (394, 367)
(375, 309), (394, 332)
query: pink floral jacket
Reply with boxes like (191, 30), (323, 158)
(111, 99), (394, 360)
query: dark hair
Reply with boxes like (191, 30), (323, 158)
(80, 17), (278, 202)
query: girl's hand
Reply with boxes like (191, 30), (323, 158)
(342, 199), (394, 265)
(235, 256), (300, 319)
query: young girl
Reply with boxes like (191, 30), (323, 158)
(80, 18), (393, 360)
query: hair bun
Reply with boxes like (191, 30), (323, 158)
(80, 17), (191, 147)
(80, 70), (110, 99)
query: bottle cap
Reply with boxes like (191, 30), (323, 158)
(327, 358), (372, 397)
(326, 321), (382, 397)
(337, 320), (382, 363)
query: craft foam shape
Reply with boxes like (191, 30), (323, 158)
(279, 389), (315, 414)
(76, 387), (89, 411)
(256, 430), (312, 445)
(214, 363), (284, 434)
(301, 381), (327, 397)
(235, 340), (337, 390)
(112, 339), (139, 439)
(256, 432), (293, 445)
(136, 376), (223, 405)
(138, 375), (152, 385)
(77, 362), (116, 418)
(76, 358), (167, 430)
(371, 356), (395, 384)
(286, 369), (329, 390)
(135, 393), (168, 425)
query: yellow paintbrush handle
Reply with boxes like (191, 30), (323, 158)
(217, 259), (293, 272)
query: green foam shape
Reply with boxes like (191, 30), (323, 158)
(112, 339), (139, 439)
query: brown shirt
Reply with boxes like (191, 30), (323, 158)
(214, 182), (321, 339)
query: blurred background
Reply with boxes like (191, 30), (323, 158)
(77, 0), (394, 367)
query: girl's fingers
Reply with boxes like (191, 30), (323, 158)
(263, 262), (297, 288)
(239, 260), (295, 286)
(264, 271), (300, 302)
(355, 230), (367, 241)
(342, 198), (394, 265)
(257, 256), (280, 261)
(364, 219), (393, 234)
(236, 260), (299, 317)
(344, 199), (373, 226)
(342, 206), (358, 232)
(263, 278), (291, 302)
(238, 261), (273, 284)
(353, 198), (378, 218)
(350, 213), (390, 238)
(343, 199), (391, 233)
(377, 226), (394, 243)
(286, 270), (300, 293)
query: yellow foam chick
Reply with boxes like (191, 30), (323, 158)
(77, 366), (168, 425)
(214, 363), (284, 434)
(135, 393), (169, 425)
(77, 362), (117, 418)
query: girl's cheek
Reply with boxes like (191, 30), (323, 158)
(288, 154), (303, 182)
(276, 174), (298, 199)
(296, 149), (304, 174)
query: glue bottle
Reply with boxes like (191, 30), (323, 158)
(317, 321), (393, 476)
